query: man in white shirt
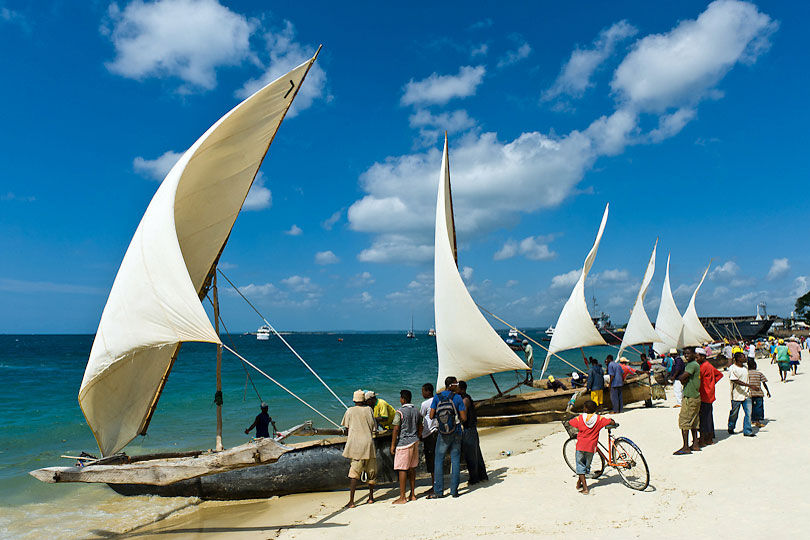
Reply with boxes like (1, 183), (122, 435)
(419, 382), (439, 494)
(747, 343), (756, 361)
(727, 352), (754, 437)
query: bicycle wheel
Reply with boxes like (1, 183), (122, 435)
(563, 438), (606, 478)
(611, 437), (649, 490)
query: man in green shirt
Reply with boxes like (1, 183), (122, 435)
(674, 346), (702, 455)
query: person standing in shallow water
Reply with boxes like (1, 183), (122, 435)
(244, 402), (275, 438)
(458, 381), (488, 485)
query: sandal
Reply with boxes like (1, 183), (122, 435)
(426, 494), (442, 499)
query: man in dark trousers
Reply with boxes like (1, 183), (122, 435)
(245, 402), (275, 438)
(458, 381), (488, 485)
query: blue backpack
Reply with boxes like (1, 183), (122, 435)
(435, 393), (458, 435)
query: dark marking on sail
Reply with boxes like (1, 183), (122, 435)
(284, 80), (295, 99)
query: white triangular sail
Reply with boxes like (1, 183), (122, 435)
(434, 135), (529, 389)
(618, 240), (662, 357)
(652, 254), (684, 355)
(541, 204), (610, 378)
(80, 54), (320, 456)
(679, 263), (713, 347)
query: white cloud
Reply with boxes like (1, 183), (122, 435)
(280, 275), (318, 292)
(493, 241), (518, 261)
(1, 5), (26, 29)
(321, 209), (342, 230)
(315, 250), (339, 265)
(544, 20), (637, 101)
(495, 236), (557, 261)
(235, 21), (327, 118)
(709, 260), (740, 281)
(611, 0), (776, 113)
(104, 0), (254, 92)
(767, 258), (790, 280)
(468, 19), (493, 31)
(401, 65), (485, 106)
(648, 107), (697, 142)
(471, 44), (488, 57)
(356, 234), (434, 264)
(506, 280), (519, 288)
(133, 150), (181, 180)
(551, 269), (580, 289)
(0, 192), (35, 202)
(242, 172), (271, 211)
(409, 109), (476, 145)
(793, 276), (809, 297)
(359, 291), (372, 303)
(596, 269), (629, 282)
(236, 282), (279, 297)
(218, 261), (237, 270)
(461, 266), (474, 280)
(497, 40), (532, 69)
(284, 224), (303, 236)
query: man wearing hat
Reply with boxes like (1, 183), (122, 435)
(342, 389), (378, 507)
(244, 402), (275, 438)
(523, 340), (534, 383)
(365, 390), (397, 430)
(619, 357), (637, 379)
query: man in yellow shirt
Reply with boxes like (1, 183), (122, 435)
(365, 390), (396, 430)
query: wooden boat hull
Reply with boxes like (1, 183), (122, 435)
(106, 434), (395, 500)
(476, 375), (654, 423)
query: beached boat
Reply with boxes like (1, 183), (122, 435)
(30, 50), (335, 489)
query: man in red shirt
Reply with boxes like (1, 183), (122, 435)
(697, 348), (723, 446)
(566, 400), (616, 494)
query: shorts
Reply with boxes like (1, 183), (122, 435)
(575, 450), (594, 475)
(348, 458), (377, 484)
(394, 442), (419, 470)
(590, 390), (603, 406)
(790, 360), (799, 367)
(679, 396), (700, 430)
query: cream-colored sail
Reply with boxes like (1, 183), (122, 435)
(652, 254), (684, 355)
(541, 204), (609, 378)
(679, 263), (713, 347)
(434, 135), (528, 389)
(80, 54), (319, 456)
(618, 240), (662, 358)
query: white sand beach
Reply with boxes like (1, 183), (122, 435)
(117, 367), (807, 539)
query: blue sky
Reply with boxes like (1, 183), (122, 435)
(1, 0), (808, 333)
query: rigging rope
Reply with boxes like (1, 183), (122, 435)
(222, 344), (342, 429)
(474, 302), (587, 376)
(218, 269), (348, 410)
(206, 296), (264, 403)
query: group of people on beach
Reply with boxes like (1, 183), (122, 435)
(339, 376), (487, 507)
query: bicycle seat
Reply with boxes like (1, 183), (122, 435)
(608, 422), (619, 429)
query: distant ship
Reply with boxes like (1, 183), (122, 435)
(700, 304), (774, 340)
(428, 328), (435, 337)
(256, 325), (271, 341)
(406, 312), (415, 339)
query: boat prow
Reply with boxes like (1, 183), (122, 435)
(30, 437), (291, 486)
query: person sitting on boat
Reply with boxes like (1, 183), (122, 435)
(547, 375), (567, 392)
(342, 390), (378, 508)
(523, 340), (534, 383)
(586, 358), (605, 409)
(244, 402), (275, 438)
(365, 391), (396, 431)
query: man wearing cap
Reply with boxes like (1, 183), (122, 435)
(365, 391), (397, 430)
(523, 340), (533, 382)
(342, 389), (378, 507)
(619, 357), (637, 379)
(673, 347), (701, 455)
(244, 402), (275, 438)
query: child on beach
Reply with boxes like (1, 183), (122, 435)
(748, 360), (770, 427)
(565, 400), (616, 495)
(390, 389), (422, 504)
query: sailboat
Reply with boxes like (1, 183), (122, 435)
(432, 139), (649, 426)
(679, 263), (713, 347)
(29, 50), (370, 491)
(406, 312), (415, 338)
(652, 255), (685, 356)
(617, 240), (662, 358)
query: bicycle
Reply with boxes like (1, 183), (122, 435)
(562, 421), (650, 491)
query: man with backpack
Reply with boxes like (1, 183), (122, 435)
(427, 376), (467, 499)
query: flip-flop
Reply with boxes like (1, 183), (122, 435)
(426, 494), (442, 499)
(673, 449), (691, 455)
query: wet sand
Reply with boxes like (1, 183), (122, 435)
(108, 367), (806, 539)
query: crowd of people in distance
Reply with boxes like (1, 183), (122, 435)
(339, 376), (487, 507)
(583, 353), (647, 414)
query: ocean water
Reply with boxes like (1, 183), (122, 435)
(0, 333), (636, 539)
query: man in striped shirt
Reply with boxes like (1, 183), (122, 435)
(747, 360), (770, 428)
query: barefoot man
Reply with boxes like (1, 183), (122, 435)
(342, 389), (377, 507)
(673, 347), (701, 455)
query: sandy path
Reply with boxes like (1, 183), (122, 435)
(125, 366), (808, 539)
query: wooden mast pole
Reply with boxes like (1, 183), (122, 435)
(213, 272), (224, 452)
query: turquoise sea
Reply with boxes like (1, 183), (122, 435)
(0, 333), (638, 539)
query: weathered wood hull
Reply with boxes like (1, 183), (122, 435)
(106, 434), (395, 500)
(30, 438), (291, 486)
(476, 375), (653, 423)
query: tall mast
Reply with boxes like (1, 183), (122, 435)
(213, 272), (224, 451)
